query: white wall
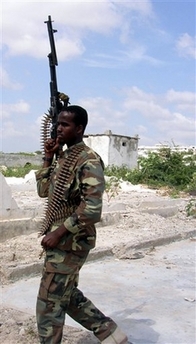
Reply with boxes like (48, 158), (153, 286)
(84, 135), (138, 169)
(0, 173), (19, 219)
(84, 135), (110, 165)
(109, 136), (138, 168)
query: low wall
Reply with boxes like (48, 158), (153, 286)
(0, 154), (42, 167)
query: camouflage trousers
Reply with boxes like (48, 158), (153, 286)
(36, 254), (117, 343)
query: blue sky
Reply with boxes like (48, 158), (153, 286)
(1, 0), (195, 153)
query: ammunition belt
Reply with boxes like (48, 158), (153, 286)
(39, 145), (84, 236)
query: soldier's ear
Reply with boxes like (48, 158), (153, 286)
(76, 124), (83, 135)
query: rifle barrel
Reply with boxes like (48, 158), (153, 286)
(45, 15), (58, 66)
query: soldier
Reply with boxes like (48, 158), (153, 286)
(35, 105), (129, 344)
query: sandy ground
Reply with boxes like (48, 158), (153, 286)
(0, 307), (99, 344)
(0, 181), (195, 343)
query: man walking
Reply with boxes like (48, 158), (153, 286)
(35, 105), (128, 344)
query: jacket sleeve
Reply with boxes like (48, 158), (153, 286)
(35, 167), (52, 198)
(63, 158), (105, 234)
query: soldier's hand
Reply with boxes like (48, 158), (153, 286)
(41, 224), (67, 249)
(41, 231), (60, 249)
(44, 138), (60, 155)
(59, 92), (69, 104)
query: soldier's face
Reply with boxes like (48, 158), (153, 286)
(57, 111), (82, 147)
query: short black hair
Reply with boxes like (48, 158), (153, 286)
(61, 105), (88, 133)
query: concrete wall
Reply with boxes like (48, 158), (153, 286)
(0, 172), (43, 220)
(0, 173), (19, 219)
(84, 134), (138, 169)
(109, 135), (138, 169)
(0, 154), (42, 167)
(84, 136), (110, 165)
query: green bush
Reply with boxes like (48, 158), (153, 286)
(105, 176), (121, 203)
(185, 199), (196, 218)
(2, 164), (41, 178)
(105, 147), (196, 193)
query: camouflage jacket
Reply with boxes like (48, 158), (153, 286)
(35, 142), (105, 261)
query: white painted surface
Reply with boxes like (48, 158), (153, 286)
(84, 133), (138, 168)
(0, 173), (19, 219)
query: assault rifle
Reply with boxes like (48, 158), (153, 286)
(44, 15), (69, 157)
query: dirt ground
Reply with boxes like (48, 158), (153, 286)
(0, 307), (100, 344)
(0, 183), (195, 343)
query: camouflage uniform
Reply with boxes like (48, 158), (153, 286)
(35, 142), (117, 344)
